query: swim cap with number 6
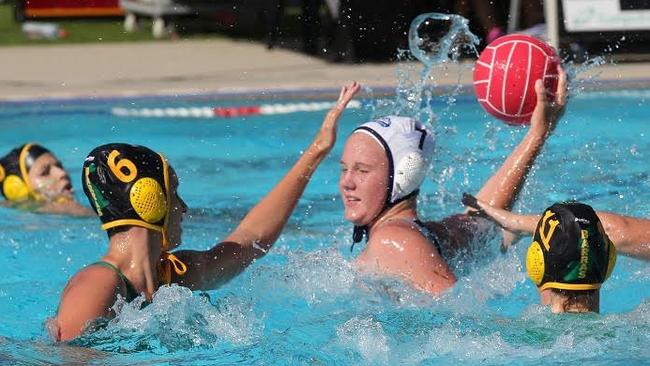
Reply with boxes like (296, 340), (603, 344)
(82, 143), (170, 232)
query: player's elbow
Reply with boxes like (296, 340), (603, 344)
(51, 317), (84, 342)
(601, 213), (632, 252)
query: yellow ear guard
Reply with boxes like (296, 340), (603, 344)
(2, 174), (30, 201)
(130, 177), (167, 223)
(0, 165), (24, 201)
(526, 241), (545, 286)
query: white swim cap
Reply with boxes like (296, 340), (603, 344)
(353, 116), (434, 204)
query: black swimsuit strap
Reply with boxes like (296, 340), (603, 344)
(92, 261), (140, 302)
(414, 219), (444, 257)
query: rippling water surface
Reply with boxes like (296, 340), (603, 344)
(0, 90), (649, 365)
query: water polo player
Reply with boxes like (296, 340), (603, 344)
(525, 202), (616, 313)
(462, 194), (650, 261)
(49, 82), (361, 341)
(0, 143), (92, 216)
(341, 67), (567, 295)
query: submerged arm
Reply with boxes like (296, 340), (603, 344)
(175, 82), (361, 290)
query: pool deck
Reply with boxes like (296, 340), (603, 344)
(1, 38), (650, 101)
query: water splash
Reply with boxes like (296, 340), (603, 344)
(564, 55), (608, 96)
(412, 13), (477, 123)
(281, 248), (356, 304)
(383, 300), (650, 364)
(337, 317), (390, 365)
(452, 246), (526, 303)
(408, 13), (480, 68)
(365, 13), (479, 125)
(71, 285), (263, 353)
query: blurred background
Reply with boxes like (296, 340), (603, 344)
(2, 0), (650, 62)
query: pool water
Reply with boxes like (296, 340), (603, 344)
(0, 89), (649, 365)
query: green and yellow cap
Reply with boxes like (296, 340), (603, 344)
(0, 143), (50, 202)
(82, 143), (186, 283)
(526, 202), (616, 291)
(82, 143), (170, 232)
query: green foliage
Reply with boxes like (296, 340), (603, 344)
(0, 4), (164, 46)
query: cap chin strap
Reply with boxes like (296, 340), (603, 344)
(18, 143), (45, 202)
(159, 255), (187, 284)
(158, 233), (188, 285)
(350, 189), (420, 251)
(157, 154), (187, 285)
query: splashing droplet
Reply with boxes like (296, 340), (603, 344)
(408, 13), (480, 68)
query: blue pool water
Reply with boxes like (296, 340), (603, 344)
(0, 89), (649, 365)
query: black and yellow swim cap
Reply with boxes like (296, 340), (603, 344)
(0, 143), (50, 202)
(82, 143), (170, 232)
(82, 143), (187, 284)
(526, 202), (617, 291)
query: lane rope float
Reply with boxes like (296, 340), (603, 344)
(111, 100), (363, 118)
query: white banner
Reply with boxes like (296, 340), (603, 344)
(563, 0), (650, 31)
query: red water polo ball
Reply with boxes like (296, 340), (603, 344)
(473, 34), (559, 125)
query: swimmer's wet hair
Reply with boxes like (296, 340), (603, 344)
(552, 288), (598, 312)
